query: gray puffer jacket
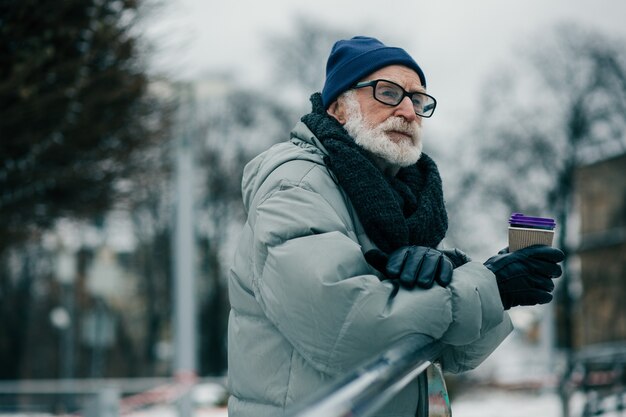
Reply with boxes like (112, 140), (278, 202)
(228, 121), (513, 417)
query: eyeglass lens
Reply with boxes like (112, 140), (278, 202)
(374, 81), (435, 116)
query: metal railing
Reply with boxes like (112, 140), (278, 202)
(285, 334), (446, 417)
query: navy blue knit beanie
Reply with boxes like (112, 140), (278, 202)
(321, 36), (426, 108)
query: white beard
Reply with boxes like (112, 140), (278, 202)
(341, 92), (423, 167)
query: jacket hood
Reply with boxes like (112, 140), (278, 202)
(241, 122), (330, 213)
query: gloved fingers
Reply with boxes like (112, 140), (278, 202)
(538, 262), (562, 278)
(458, 249), (472, 263)
(484, 252), (520, 272)
(536, 291), (554, 305)
(498, 247), (509, 255)
(489, 246), (563, 275)
(386, 247), (410, 279)
(505, 289), (553, 308)
(519, 245), (565, 263)
(487, 253), (562, 279)
(414, 249), (440, 288)
(551, 264), (563, 278)
(526, 274), (556, 292)
(386, 246), (456, 289)
(435, 256), (454, 287)
(519, 290), (552, 306)
(496, 269), (557, 291)
(524, 258), (563, 278)
(441, 248), (471, 268)
(364, 249), (389, 276)
(401, 247), (429, 288)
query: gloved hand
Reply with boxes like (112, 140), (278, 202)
(484, 245), (565, 310)
(364, 249), (389, 276)
(386, 246), (454, 289)
(441, 248), (472, 268)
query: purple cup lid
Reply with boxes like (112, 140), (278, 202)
(509, 213), (556, 230)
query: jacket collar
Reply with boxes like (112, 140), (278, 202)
(290, 121), (331, 157)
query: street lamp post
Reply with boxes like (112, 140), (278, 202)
(172, 84), (198, 417)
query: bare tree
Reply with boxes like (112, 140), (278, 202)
(266, 16), (350, 94)
(448, 24), (626, 253)
(448, 23), (626, 416)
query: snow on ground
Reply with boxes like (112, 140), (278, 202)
(452, 388), (561, 417)
(121, 389), (563, 417)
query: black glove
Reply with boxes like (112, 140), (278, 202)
(441, 248), (472, 268)
(386, 246), (454, 289)
(484, 245), (565, 310)
(364, 249), (389, 276)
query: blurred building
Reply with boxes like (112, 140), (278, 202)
(574, 151), (626, 346)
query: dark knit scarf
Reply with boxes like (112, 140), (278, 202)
(301, 93), (448, 255)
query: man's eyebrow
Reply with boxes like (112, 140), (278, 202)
(379, 79), (427, 92)
(392, 80), (426, 93)
(409, 85), (427, 94)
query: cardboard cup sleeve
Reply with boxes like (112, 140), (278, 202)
(508, 227), (555, 252)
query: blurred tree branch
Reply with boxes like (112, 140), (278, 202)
(452, 23), (626, 234)
(0, 0), (172, 253)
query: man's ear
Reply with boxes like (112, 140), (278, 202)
(327, 99), (347, 125)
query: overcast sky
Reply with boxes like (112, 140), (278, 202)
(146, 0), (626, 139)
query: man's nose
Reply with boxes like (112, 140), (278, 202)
(393, 96), (419, 123)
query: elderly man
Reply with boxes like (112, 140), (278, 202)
(227, 36), (564, 417)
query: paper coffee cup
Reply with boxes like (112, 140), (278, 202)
(508, 213), (556, 251)
(508, 227), (554, 252)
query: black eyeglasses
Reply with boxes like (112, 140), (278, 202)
(353, 79), (437, 118)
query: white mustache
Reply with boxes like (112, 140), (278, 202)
(376, 117), (420, 140)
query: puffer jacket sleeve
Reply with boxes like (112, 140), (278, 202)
(249, 164), (511, 377)
(436, 262), (513, 373)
